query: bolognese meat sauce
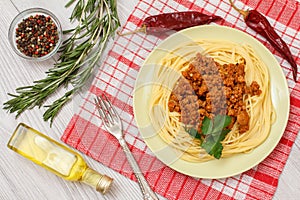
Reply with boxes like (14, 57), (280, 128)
(168, 53), (261, 134)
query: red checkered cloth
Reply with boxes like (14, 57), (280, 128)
(61, 0), (300, 199)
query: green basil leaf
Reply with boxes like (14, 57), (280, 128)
(213, 115), (232, 132)
(201, 116), (213, 135)
(185, 127), (201, 139)
(189, 128), (198, 137)
(201, 135), (223, 159)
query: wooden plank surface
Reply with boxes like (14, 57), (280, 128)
(0, 0), (299, 199)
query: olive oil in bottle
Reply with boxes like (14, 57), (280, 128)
(7, 123), (113, 194)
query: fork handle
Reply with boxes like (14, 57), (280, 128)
(119, 138), (159, 200)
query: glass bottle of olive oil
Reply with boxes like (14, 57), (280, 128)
(7, 123), (113, 194)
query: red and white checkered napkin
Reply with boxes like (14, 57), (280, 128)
(62, 0), (300, 199)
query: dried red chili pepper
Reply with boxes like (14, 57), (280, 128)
(118, 11), (222, 35)
(229, 0), (298, 81)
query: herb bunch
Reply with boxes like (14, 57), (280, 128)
(186, 115), (232, 159)
(4, 0), (120, 125)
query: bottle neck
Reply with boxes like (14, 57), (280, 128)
(81, 167), (113, 194)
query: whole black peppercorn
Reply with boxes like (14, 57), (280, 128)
(15, 14), (59, 58)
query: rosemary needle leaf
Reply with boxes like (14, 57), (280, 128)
(3, 0), (120, 125)
(43, 90), (73, 124)
(63, 28), (76, 34)
(65, 0), (77, 8)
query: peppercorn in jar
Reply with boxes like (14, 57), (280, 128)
(8, 8), (62, 61)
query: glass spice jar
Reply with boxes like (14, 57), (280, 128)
(8, 8), (62, 61)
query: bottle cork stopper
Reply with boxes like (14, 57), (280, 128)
(96, 175), (113, 194)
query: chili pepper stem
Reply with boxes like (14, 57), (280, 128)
(117, 24), (147, 36)
(229, 0), (249, 19)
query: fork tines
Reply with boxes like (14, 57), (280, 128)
(94, 94), (119, 125)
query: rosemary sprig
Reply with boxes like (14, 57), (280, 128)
(3, 0), (120, 125)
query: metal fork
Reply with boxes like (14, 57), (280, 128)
(94, 95), (159, 200)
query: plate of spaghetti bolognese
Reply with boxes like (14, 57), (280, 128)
(133, 25), (289, 179)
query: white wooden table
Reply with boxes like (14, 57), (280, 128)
(0, 0), (299, 199)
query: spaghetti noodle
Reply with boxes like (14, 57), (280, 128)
(148, 40), (275, 162)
